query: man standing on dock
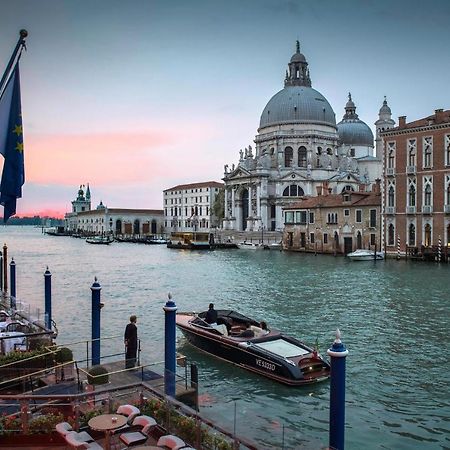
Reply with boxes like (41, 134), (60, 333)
(124, 315), (138, 369)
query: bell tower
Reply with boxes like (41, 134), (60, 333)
(375, 97), (395, 159)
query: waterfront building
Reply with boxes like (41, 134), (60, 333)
(64, 186), (164, 235)
(381, 108), (450, 257)
(282, 181), (381, 254)
(64, 184), (91, 232)
(222, 42), (383, 232)
(163, 181), (224, 233)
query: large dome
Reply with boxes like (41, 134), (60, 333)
(337, 120), (374, 146)
(259, 86), (337, 129)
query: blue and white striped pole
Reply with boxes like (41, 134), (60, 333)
(91, 278), (102, 366)
(44, 267), (52, 330)
(328, 329), (349, 450)
(10, 259), (16, 309)
(438, 236), (442, 263)
(163, 293), (177, 397)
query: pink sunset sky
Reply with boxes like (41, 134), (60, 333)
(1, 0), (449, 218)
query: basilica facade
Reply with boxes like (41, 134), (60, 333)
(222, 42), (393, 232)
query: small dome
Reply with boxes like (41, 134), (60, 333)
(259, 86), (336, 129)
(379, 98), (391, 115)
(290, 52), (306, 63)
(337, 120), (374, 147)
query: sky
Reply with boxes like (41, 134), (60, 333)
(0, 0), (449, 217)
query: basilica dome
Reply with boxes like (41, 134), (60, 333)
(337, 93), (374, 147)
(259, 86), (336, 129)
(259, 42), (336, 130)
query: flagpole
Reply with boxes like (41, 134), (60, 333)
(0, 29), (28, 98)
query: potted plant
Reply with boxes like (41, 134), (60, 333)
(87, 365), (109, 385)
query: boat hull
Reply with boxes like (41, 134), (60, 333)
(177, 313), (330, 386)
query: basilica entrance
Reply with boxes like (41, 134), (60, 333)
(242, 189), (249, 230)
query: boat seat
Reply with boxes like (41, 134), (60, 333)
(213, 323), (228, 336)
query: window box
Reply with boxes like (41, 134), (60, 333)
(406, 206), (416, 214)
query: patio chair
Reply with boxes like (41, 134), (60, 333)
(56, 422), (94, 443)
(156, 434), (187, 450)
(64, 431), (103, 449)
(118, 421), (156, 447)
(116, 404), (141, 424)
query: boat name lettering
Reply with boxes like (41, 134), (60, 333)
(256, 359), (276, 371)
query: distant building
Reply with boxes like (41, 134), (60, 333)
(381, 108), (450, 257)
(222, 43), (383, 233)
(163, 181), (224, 233)
(64, 185), (164, 235)
(282, 181), (381, 254)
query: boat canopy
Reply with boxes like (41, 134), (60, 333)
(254, 338), (309, 358)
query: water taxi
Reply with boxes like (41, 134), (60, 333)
(347, 249), (384, 261)
(176, 310), (330, 386)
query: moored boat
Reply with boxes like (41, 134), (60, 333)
(167, 232), (212, 250)
(85, 235), (114, 245)
(176, 310), (330, 386)
(236, 241), (264, 250)
(347, 249), (384, 261)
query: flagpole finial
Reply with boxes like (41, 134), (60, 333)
(20, 30), (28, 39)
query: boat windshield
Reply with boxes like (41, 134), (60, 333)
(254, 339), (309, 358)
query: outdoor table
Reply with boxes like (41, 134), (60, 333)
(88, 413), (127, 450)
(134, 446), (161, 450)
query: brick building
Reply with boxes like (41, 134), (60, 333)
(381, 109), (450, 257)
(282, 182), (381, 254)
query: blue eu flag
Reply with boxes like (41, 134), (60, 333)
(0, 63), (25, 222)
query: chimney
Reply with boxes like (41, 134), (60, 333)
(316, 185), (322, 196)
(373, 178), (381, 194)
(359, 183), (365, 192)
(322, 181), (329, 196)
(398, 116), (406, 128)
(435, 109), (444, 123)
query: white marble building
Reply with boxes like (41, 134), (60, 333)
(223, 42), (392, 232)
(163, 181), (223, 233)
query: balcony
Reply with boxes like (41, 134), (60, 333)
(406, 165), (416, 175)
(406, 206), (416, 214)
(422, 205), (433, 214)
(385, 206), (395, 215)
(445, 204), (450, 214)
(386, 167), (395, 176)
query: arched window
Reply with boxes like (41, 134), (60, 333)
(388, 186), (395, 207)
(388, 149), (395, 168)
(115, 219), (122, 234)
(284, 147), (293, 167)
(283, 185), (305, 197)
(409, 147), (416, 166)
(341, 185), (354, 193)
(408, 184), (416, 207)
(327, 147), (333, 155)
(357, 231), (362, 249)
(298, 146), (307, 167)
(133, 219), (140, 235)
(388, 224), (395, 246)
(424, 185), (432, 206)
(408, 223), (415, 246)
(424, 223), (432, 247)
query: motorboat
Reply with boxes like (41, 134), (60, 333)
(176, 310), (330, 386)
(347, 249), (384, 261)
(147, 237), (168, 245)
(85, 235), (114, 245)
(236, 241), (264, 250)
(167, 232), (212, 250)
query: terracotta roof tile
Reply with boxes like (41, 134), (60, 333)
(283, 192), (380, 209)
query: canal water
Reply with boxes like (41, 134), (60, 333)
(1, 226), (449, 449)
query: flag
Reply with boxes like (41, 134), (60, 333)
(0, 63), (25, 222)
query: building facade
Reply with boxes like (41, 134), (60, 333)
(223, 42), (383, 233)
(163, 181), (224, 233)
(64, 186), (164, 235)
(381, 109), (450, 257)
(282, 182), (381, 254)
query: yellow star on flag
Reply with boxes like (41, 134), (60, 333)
(15, 142), (24, 153)
(13, 124), (23, 136)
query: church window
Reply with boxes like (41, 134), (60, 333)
(326, 148), (332, 155)
(283, 185), (305, 197)
(350, 148), (355, 157)
(298, 146), (307, 167)
(317, 147), (322, 155)
(388, 224), (395, 246)
(284, 147), (293, 167)
(423, 137), (433, 168)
